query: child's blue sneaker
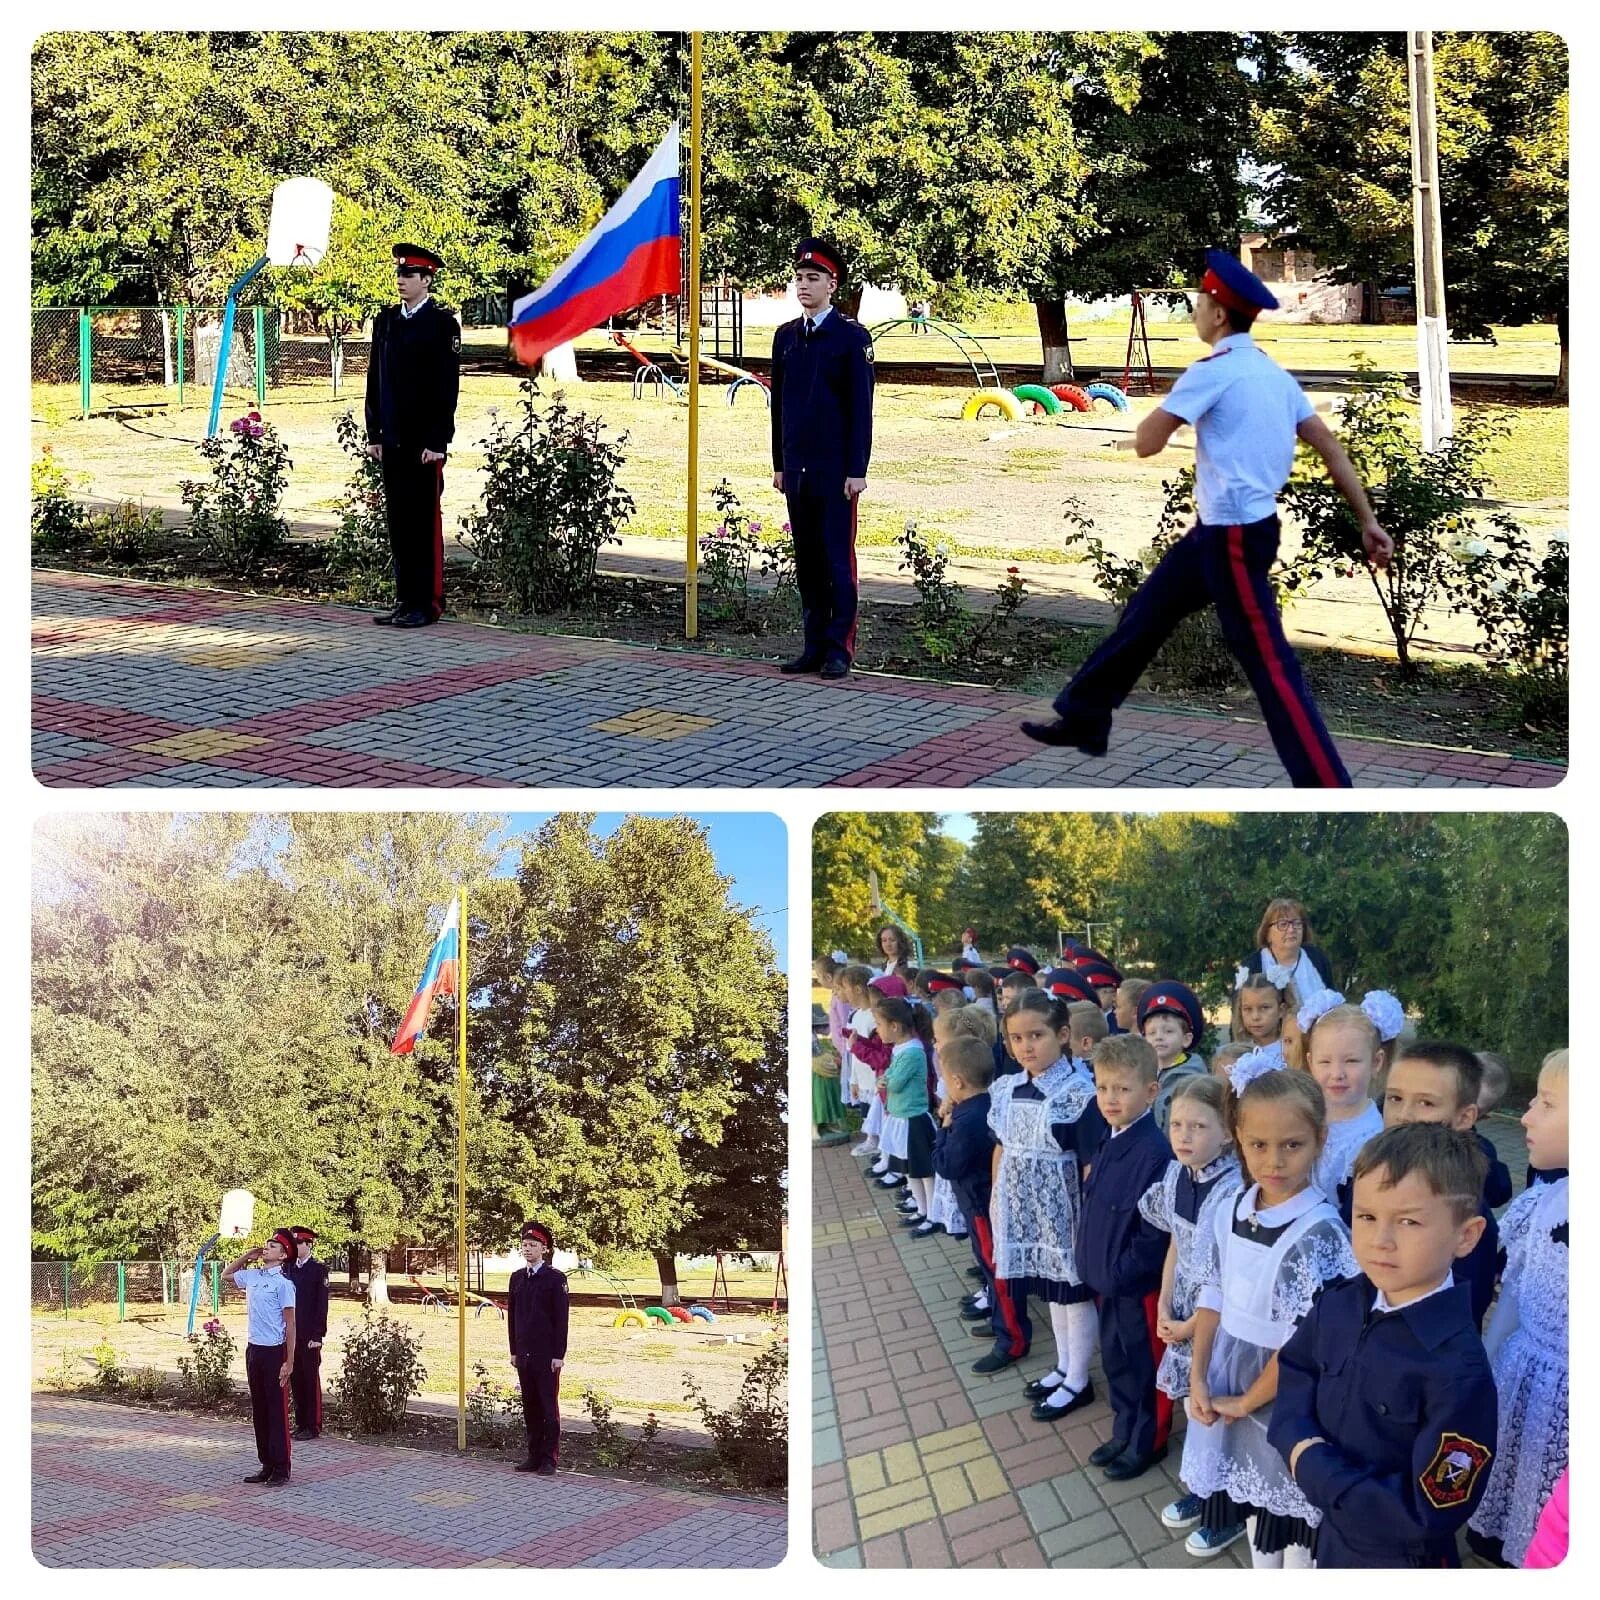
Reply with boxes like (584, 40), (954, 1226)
(1184, 1522), (1247, 1558)
(1160, 1493), (1203, 1530)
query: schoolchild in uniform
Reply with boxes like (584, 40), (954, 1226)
(861, 974), (910, 1188)
(936, 1034), (1029, 1366)
(1138, 981), (1208, 1132)
(1271, 1123), (1498, 1568)
(1077, 1035), (1176, 1481)
(284, 1226), (329, 1440)
(1231, 970), (1287, 1051)
(874, 994), (939, 1230)
(983, 991), (1107, 1417)
(1468, 1049), (1569, 1567)
(1179, 1064), (1356, 1566)
(1139, 1074), (1245, 1542)
(365, 244), (461, 627)
(1381, 1042), (1499, 1328)
(1472, 1053), (1516, 1209)
(507, 1221), (569, 1475)
(1300, 997), (1387, 1217)
(1024, 248), (1394, 786)
(1066, 1001), (1108, 1075)
(224, 1227), (298, 1484)
(920, 1003), (986, 1242)
(1115, 979), (1150, 1036)
(770, 237), (875, 679)
(1076, 959), (1123, 1032)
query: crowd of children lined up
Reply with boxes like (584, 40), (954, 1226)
(812, 903), (1568, 1570)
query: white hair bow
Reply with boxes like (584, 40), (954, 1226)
(1360, 990), (1405, 1042)
(1297, 990), (1346, 1032)
(1234, 965), (1250, 992)
(1228, 1045), (1282, 1096)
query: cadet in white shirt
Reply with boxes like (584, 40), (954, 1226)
(1025, 250), (1394, 788)
(225, 1227), (298, 1484)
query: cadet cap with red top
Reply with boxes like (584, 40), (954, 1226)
(1199, 248), (1277, 318)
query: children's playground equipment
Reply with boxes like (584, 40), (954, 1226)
(868, 316), (1002, 390)
(185, 1187), (254, 1335)
(1123, 287), (1194, 397)
(670, 344), (769, 407)
(614, 330), (685, 399)
(867, 869), (925, 965)
(611, 330), (770, 406)
(207, 177), (332, 437)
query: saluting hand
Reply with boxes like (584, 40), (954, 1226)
(844, 477), (867, 500)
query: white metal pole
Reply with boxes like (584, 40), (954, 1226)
(1408, 30), (1452, 451)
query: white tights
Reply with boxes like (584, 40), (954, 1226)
(907, 1175), (932, 1216)
(1046, 1300), (1096, 1392)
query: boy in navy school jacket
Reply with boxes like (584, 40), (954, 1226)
(1077, 1034), (1175, 1481)
(934, 1036), (1028, 1368)
(1271, 1124), (1498, 1567)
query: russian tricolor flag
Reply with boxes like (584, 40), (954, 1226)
(391, 902), (460, 1056)
(509, 122), (682, 367)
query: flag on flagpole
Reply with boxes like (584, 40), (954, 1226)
(391, 902), (460, 1055)
(508, 122), (681, 367)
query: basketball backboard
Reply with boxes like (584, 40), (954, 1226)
(220, 1187), (256, 1239)
(266, 177), (334, 268)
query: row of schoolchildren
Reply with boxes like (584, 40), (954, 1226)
(811, 942), (1568, 1570)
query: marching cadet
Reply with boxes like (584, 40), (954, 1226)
(1024, 249), (1394, 787)
(223, 1227), (298, 1485)
(770, 238), (875, 680)
(507, 1221), (569, 1476)
(365, 242), (462, 629)
(1270, 1123), (1498, 1567)
(284, 1225), (329, 1440)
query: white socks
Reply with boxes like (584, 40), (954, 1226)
(909, 1176), (932, 1215)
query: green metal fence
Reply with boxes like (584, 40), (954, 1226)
(31, 1259), (243, 1320)
(30, 306), (373, 420)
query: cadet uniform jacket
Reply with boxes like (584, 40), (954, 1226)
(365, 299), (461, 455)
(1269, 1273), (1497, 1567)
(284, 1257), (329, 1344)
(769, 312), (874, 484)
(933, 1093), (996, 1224)
(1076, 1112), (1173, 1299)
(507, 1263), (569, 1362)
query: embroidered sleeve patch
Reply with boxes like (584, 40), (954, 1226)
(1420, 1433), (1491, 1509)
(451, 333), (462, 355)
(863, 343), (874, 364)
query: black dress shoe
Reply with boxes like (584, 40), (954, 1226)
(1019, 716), (1109, 756)
(534, 1461), (557, 1477)
(265, 1471), (291, 1486)
(371, 609), (397, 626)
(243, 1468), (274, 1483)
(514, 1458), (539, 1472)
(897, 1214), (927, 1229)
(959, 1303), (991, 1322)
(1103, 1442), (1167, 1481)
(969, 1321), (998, 1338)
(292, 1428), (317, 1440)
(1088, 1435), (1128, 1468)
(1023, 1371), (1064, 1400)
(971, 1349), (1018, 1374)
(966, 1266), (986, 1282)
(820, 656), (851, 680)
(1031, 1382), (1095, 1424)
(392, 610), (434, 629)
(779, 655), (822, 674)
(908, 1220), (941, 1238)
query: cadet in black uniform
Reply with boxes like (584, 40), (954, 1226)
(284, 1225), (329, 1440)
(1271, 1124), (1497, 1567)
(365, 243), (462, 628)
(507, 1221), (569, 1475)
(770, 238), (875, 679)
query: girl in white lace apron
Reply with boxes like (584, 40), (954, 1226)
(1301, 995), (1397, 1216)
(982, 990), (1107, 1410)
(1138, 1074), (1244, 1541)
(1180, 1063), (1356, 1566)
(1468, 1048), (1568, 1567)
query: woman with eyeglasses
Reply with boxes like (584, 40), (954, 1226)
(1237, 898), (1334, 1008)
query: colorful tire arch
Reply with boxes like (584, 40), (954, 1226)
(1010, 383), (1064, 416)
(1048, 384), (1094, 414)
(688, 1305), (716, 1322)
(1084, 382), (1130, 411)
(667, 1305), (693, 1322)
(643, 1305), (675, 1325)
(960, 388), (1024, 422)
(613, 1310), (648, 1329)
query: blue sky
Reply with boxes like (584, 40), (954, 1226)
(491, 813), (788, 970)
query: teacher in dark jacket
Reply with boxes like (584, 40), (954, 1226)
(507, 1221), (569, 1476)
(770, 237), (875, 680)
(1238, 897), (1335, 1004)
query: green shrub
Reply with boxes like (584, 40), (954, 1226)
(1476, 534), (1568, 729)
(579, 1384), (661, 1469)
(88, 1337), (125, 1392)
(325, 409), (392, 601)
(459, 384), (634, 612)
(87, 499), (164, 561)
(465, 1360), (523, 1449)
(698, 479), (801, 631)
(328, 1308), (427, 1433)
(123, 1365), (168, 1402)
(176, 1317), (236, 1404)
(32, 448), (88, 551)
(179, 410), (292, 574)
(683, 1337), (786, 1491)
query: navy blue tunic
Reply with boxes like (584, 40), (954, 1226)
(933, 1093), (996, 1223)
(1076, 1113), (1173, 1299)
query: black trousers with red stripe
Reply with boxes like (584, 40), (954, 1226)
(970, 1215), (1029, 1358)
(290, 1342), (322, 1435)
(1098, 1292), (1172, 1459)
(516, 1354), (562, 1468)
(1053, 516), (1351, 787)
(245, 1342), (292, 1475)
(784, 473), (859, 663)
(381, 450), (446, 620)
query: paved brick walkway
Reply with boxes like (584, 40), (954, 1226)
(812, 1118), (1531, 1567)
(33, 1395), (783, 1567)
(33, 572), (1560, 789)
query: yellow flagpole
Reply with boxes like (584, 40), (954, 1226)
(685, 30), (703, 639)
(456, 885), (468, 1452)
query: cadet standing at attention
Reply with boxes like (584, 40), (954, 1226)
(224, 1227), (298, 1485)
(1024, 249), (1394, 787)
(365, 243), (461, 629)
(507, 1221), (569, 1477)
(770, 238), (875, 680)
(284, 1225), (328, 1440)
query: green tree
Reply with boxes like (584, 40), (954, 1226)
(810, 811), (951, 961)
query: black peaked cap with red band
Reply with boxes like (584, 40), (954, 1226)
(1199, 248), (1277, 318)
(269, 1228), (299, 1258)
(924, 972), (964, 994)
(394, 243), (445, 273)
(1041, 967), (1097, 1006)
(1136, 981), (1204, 1041)
(794, 236), (843, 280)
(289, 1225), (317, 1244)
(521, 1222), (553, 1249)
(1004, 946), (1041, 976)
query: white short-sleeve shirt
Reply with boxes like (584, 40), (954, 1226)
(1162, 332), (1315, 525)
(232, 1266), (296, 1346)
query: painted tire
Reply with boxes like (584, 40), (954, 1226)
(688, 1305), (715, 1322)
(1084, 382), (1130, 412)
(1048, 384), (1094, 414)
(643, 1306), (675, 1325)
(1010, 383), (1063, 417)
(613, 1310), (648, 1329)
(960, 388), (1024, 422)
(667, 1305), (694, 1322)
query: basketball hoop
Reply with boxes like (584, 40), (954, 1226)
(266, 177), (334, 268)
(219, 1187), (256, 1239)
